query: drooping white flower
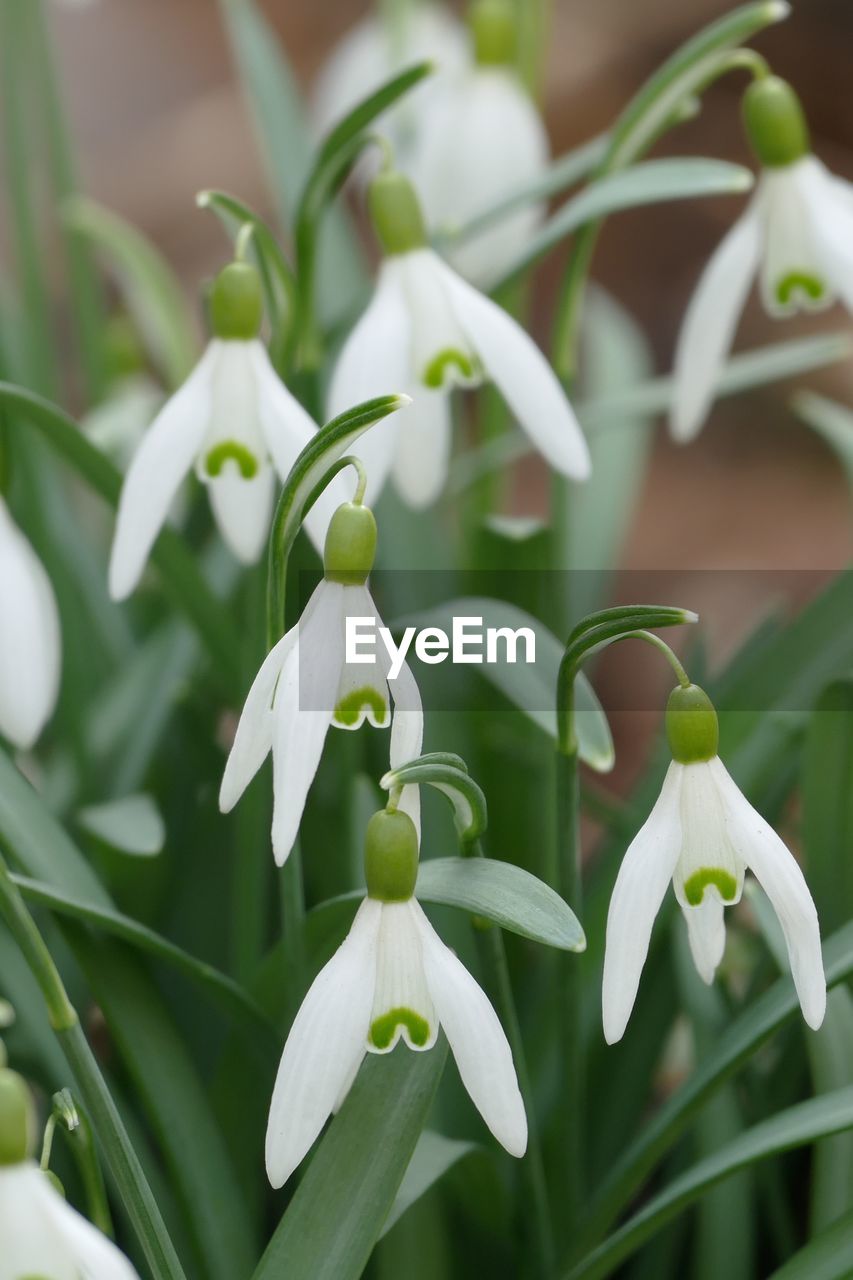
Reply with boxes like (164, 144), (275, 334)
(109, 261), (341, 600)
(0, 498), (61, 751)
(313, 2), (469, 172)
(409, 0), (549, 287)
(602, 683), (825, 1044)
(672, 75), (853, 441)
(219, 501), (423, 865)
(265, 808), (526, 1187)
(326, 169), (590, 512)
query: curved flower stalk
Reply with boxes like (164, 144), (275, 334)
(265, 807), (527, 1187)
(602, 682), (826, 1045)
(327, 168), (590, 511)
(0, 498), (61, 751)
(0, 1068), (139, 1279)
(220, 498), (423, 866)
(410, 0), (549, 287)
(109, 259), (336, 600)
(672, 74), (853, 441)
(312, 2), (469, 172)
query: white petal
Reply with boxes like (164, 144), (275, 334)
(601, 762), (684, 1044)
(270, 581), (346, 865)
(208, 464), (276, 565)
(758, 159), (834, 317)
(334, 585), (390, 729)
(670, 206), (761, 443)
(368, 900), (438, 1053)
(35, 1170), (140, 1279)
(683, 894), (727, 985)
(0, 1164), (75, 1280)
(436, 256), (591, 479)
(109, 344), (217, 599)
(672, 761), (745, 909)
(390, 388), (453, 508)
(808, 171), (853, 314)
(416, 901), (527, 1156)
(219, 579), (327, 812)
(713, 757), (826, 1029)
(0, 501), (61, 750)
(265, 898), (380, 1187)
(398, 249), (480, 390)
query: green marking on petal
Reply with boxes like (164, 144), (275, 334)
(334, 686), (388, 728)
(423, 348), (477, 389)
(775, 272), (826, 308)
(370, 1006), (430, 1050)
(205, 441), (259, 479)
(684, 868), (738, 906)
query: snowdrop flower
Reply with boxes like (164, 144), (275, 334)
(602, 682), (825, 1044)
(266, 807), (526, 1186)
(220, 498), (423, 865)
(327, 168), (590, 511)
(109, 260), (332, 600)
(672, 75), (853, 441)
(313, 2), (469, 172)
(0, 1068), (139, 1279)
(0, 498), (61, 751)
(410, 0), (549, 287)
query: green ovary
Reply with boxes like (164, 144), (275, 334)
(204, 441), (259, 479)
(775, 271), (826, 307)
(423, 348), (477, 389)
(370, 1006), (430, 1050)
(683, 867), (738, 906)
(334, 687), (388, 727)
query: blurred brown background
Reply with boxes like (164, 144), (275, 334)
(45, 0), (853, 586)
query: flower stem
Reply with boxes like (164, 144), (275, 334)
(555, 747), (584, 1241)
(468, 838), (555, 1277)
(0, 854), (187, 1280)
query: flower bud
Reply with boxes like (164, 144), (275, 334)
(666, 683), (719, 764)
(0, 1068), (35, 1166)
(323, 502), (377, 585)
(470, 0), (516, 67)
(368, 170), (428, 256)
(210, 262), (264, 340)
(364, 809), (419, 902)
(742, 76), (810, 168)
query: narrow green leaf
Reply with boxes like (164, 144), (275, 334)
(769, 1206), (853, 1279)
(416, 857), (585, 952)
(793, 389), (853, 490)
(380, 1130), (478, 1238)
(64, 196), (197, 389)
(803, 680), (853, 940)
(75, 793), (165, 857)
(496, 158), (753, 288)
(566, 1088), (853, 1280)
(380, 759), (487, 842)
(253, 1042), (447, 1280)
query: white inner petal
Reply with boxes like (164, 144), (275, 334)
(368, 901), (437, 1053)
(758, 160), (833, 316)
(399, 248), (481, 390)
(197, 340), (269, 483)
(672, 762), (745, 908)
(333, 585), (391, 729)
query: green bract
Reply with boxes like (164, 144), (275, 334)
(364, 810), (419, 903)
(0, 1068), (34, 1166)
(323, 503), (378, 585)
(209, 261), (264, 340)
(471, 0), (517, 67)
(665, 683), (720, 764)
(368, 170), (428, 256)
(742, 75), (810, 168)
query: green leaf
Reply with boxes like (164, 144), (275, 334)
(266, 394), (408, 642)
(495, 158), (753, 288)
(380, 1130), (478, 1238)
(0, 382), (242, 688)
(394, 598), (614, 772)
(566, 1088), (853, 1280)
(803, 680), (853, 939)
(416, 857), (585, 952)
(75, 793), (165, 857)
(793, 389), (853, 490)
(253, 1042), (447, 1280)
(63, 196), (197, 390)
(380, 759), (487, 842)
(769, 1206), (853, 1279)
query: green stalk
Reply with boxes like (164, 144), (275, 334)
(0, 854), (186, 1280)
(554, 746), (584, 1239)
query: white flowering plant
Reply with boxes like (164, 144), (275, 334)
(0, 1), (851, 1278)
